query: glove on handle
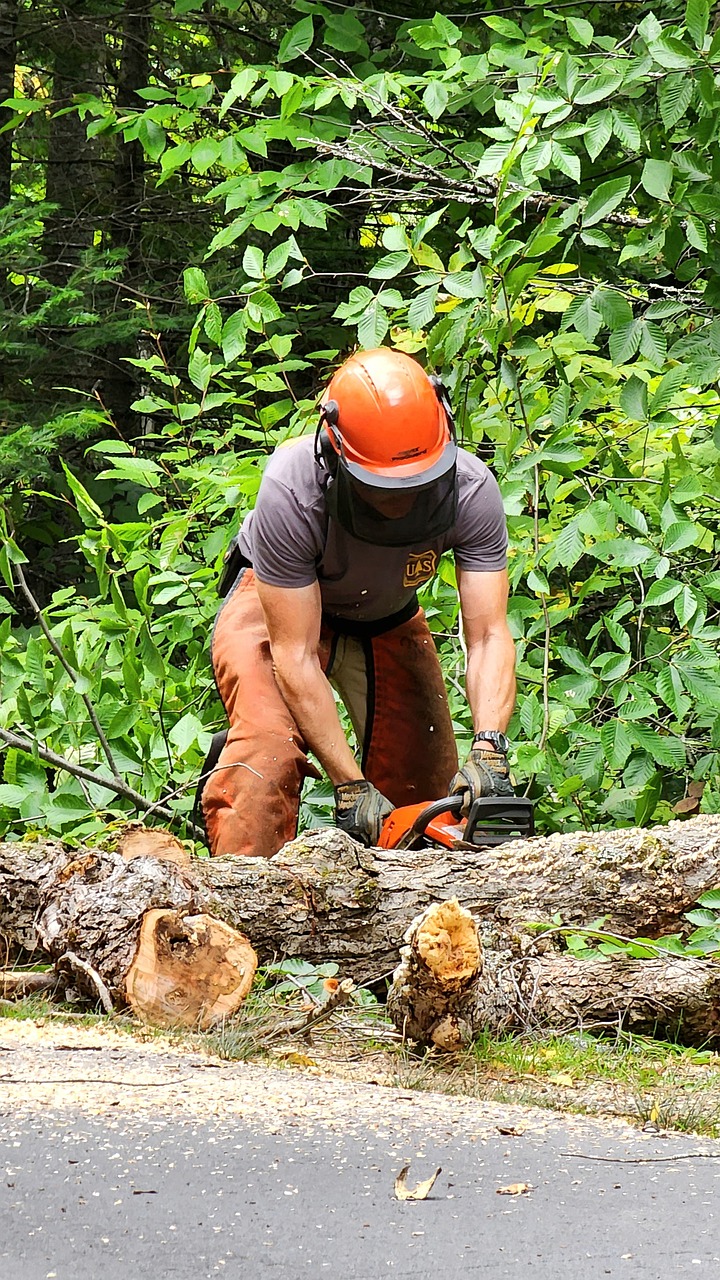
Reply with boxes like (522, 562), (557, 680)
(334, 780), (394, 847)
(449, 747), (514, 813)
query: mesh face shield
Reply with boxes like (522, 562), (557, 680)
(326, 459), (458, 547)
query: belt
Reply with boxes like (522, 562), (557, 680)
(321, 595), (419, 638)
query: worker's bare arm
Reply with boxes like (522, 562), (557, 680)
(457, 568), (516, 734)
(255, 578), (363, 785)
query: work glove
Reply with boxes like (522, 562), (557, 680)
(334, 780), (394, 847)
(449, 746), (514, 813)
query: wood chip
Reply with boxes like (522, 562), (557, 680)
(497, 1182), (533, 1195)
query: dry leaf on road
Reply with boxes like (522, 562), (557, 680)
(394, 1164), (442, 1201)
(497, 1182), (533, 1196)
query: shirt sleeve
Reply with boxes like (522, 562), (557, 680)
(452, 467), (509, 572)
(249, 475), (322, 589)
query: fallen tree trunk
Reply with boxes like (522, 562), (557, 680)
(3, 816), (720, 983)
(387, 899), (720, 1049)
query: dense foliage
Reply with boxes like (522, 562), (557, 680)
(1, 0), (719, 844)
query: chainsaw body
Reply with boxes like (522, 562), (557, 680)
(378, 793), (534, 852)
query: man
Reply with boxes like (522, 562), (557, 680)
(200, 346), (516, 856)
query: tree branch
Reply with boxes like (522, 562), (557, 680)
(0, 725), (202, 837)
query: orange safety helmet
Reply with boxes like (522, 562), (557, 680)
(316, 348), (459, 546)
(319, 347), (456, 488)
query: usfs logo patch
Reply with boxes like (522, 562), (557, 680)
(403, 550), (437, 588)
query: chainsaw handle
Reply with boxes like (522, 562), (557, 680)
(410, 794), (464, 839)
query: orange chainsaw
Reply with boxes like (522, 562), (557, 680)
(378, 793), (535, 852)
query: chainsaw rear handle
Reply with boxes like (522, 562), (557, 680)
(409, 793), (463, 840)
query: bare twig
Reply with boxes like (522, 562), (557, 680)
(563, 1151), (720, 1165)
(59, 952), (114, 1014)
(0, 971), (57, 999)
(258, 978), (357, 1045)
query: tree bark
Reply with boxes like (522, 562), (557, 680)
(2, 814), (720, 984)
(387, 899), (720, 1049)
(0, 834), (256, 1027)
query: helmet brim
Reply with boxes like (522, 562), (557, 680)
(340, 440), (458, 490)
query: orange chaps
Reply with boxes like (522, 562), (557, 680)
(201, 569), (458, 857)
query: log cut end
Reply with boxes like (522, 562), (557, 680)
(116, 824), (191, 867)
(125, 909), (257, 1030)
(413, 899), (482, 992)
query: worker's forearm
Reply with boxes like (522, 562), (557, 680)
(272, 654), (363, 786)
(465, 628), (516, 733)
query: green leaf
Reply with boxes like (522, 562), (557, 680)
(187, 347), (211, 392)
(583, 177), (631, 227)
(219, 67), (259, 118)
(222, 311), (247, 362)
(357, 299), (389, 348)
(685, 0), (710, 47)
(595, 289), (633, 328)
(243, 245), (264, 279)
(183, 266), (209, 304)
(551, 141), (580, 182)
(204, 301), (223, 345)
(635, 773), (662, 827)
(191, 137), (220, 174)
(601, 719), (633, 769)
(639, 321), (667, 366)
(591, 538), (652, 568)
(62, 466), (104, 526)
(686, 214), (708, 253)
(656, 665), (688, 718)
(594, 651), (632, 682)
(566, 16), (593, 45)
(674, 584), (702, 627)
(658, 76), (693, 130)
(620, 375), (648, 420)
(138, 118), (166, 162)
(278, 16), (314, 62)
(663, 520), (698, 553)
(550, 520), (585, 569)
(408, 286), (439, 330)
(368, 251), (411, 280)
(584, 109), (612, 161)
(649, 367), (685, 416)
(698, 890), (720, 908)
(644, 578), (682, 606)
(574, 72), (623, 106)
(423, 81), (449, 121)
(641, 158), (673, 201)
(609, 321), (641, 364)
(605, 491), (648, 535)
(611, 109), (641, 151)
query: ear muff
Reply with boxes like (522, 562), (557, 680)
(429, 375), (457, 442)
(314, 399), (341, 474)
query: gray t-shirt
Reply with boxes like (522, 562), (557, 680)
(237, 437), (507, 622)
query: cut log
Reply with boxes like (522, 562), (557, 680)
(2, 815), (720, 982)
(125, 909), (257, 1030)
(116, 824), (191, 867)
(387, 899), (720, 1049)
(0, 839), (256, 1027)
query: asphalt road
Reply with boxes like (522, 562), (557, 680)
(3, 1106), (720, 1279)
